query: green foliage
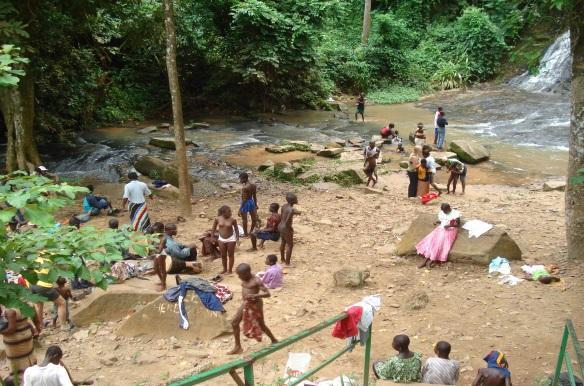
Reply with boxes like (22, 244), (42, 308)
(0, 44), (28, 86)
(368, 85), (423, 104)
(0, 173), (151, 316)
(570, 168), (584, 185)
(431, 59), (473, 90)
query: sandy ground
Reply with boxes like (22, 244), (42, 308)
(2, 161), (583, 386)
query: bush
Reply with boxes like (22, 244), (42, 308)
(368, 85), (423, 104)
(431, 59), (473, 90)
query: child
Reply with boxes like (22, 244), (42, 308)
(212, 205), (239, 274)
(446, 158), (467, 195)
(257, 255), (283, 289)
(414, 123), (426, 146)
(52, 278), (73, 329)
(472, 351), (512, 386)
(278, 193), (301, 267)
(228, 263), (277, 354)
(396, 143), (405, 154)
(249, 203), (281, 251)
(355, 92), (365, 122)
(417, 158), (430, 197)
(373, 334), (422, 383)
(238, 173), (258, 236)
(422, 341), (460, 385)
(363, 140), (380, 187)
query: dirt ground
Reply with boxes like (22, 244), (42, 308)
(3, 159), (583, 386)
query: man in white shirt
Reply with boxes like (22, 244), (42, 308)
(23, 346), (74, 386)
(122, 172), (153, 232)
(433, 106), (443, 145)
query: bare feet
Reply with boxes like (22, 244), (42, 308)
(270, 338), (279, 344)
(446, 191), (451, 194)
(228, 346), (243, 355)
(156, 283), (167, 291)
(418, 259), (429, 269)
(219, 270), (227, 275)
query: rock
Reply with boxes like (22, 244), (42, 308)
(432, 151), (458, 166)
(448, 140), (490, 164)
(381, 153), (392, 164)
(330, 137), (346, 147)
(135, 353), (158, 366)
(152, 184), (180, 200)
(279, 167), (296, 180)
(348, 137), (365, 146)
(265, 144), (295, 154)
(323, 169), (363, 186)
(317, 148), (343, 158)
(158, 123), (171, 129)
(284, 140), (311, 152)
(135, 155), (196, 188)
(543, 180), (566, 191)
(333, 269), (370, 288)
(340, 150), (364, 162)
(325, 142), (342, 149)
(296, 170), (321, 184)
(185, 122), (210, 129)
(73, 330), (90, 341)
(138, 126), (157, 134)
(406, 291), (429, 310)
(359, 186), (383, 195)
(395, 214), (522, 264)
(311, 182), (342, 192)
(399, 161), (409, 169)
(310, 143), (325, 153)
(258, 160), (275, 172)
(149, 137), (195, 150)
(274, 161), (292, 169)
(220, 183), (235, 190)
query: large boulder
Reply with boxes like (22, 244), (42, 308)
(310, 144), (325, 153)
(152, 184), (180, 200)
(149, 137), (195, 150)
(72, 292), (159, 327)
(395, 214), (522, 265)
(258, 160), (275, 172)
(448, 140), (490, 164)
(135, 156), (196, 187)
(285, 140), (311, 152)
(543, 180), (566, 191)
(138, 126), (158, 134)
(317, 148), (343, 158)
(431, 151), (458, 166)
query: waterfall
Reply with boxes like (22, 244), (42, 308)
(509, 31), (571, 93)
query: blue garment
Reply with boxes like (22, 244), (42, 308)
(84, 194), (109, 214)
(256, 230), (280, 241)
(164, 282), (224, 329)
(484, 351), (511, 378)
(240, 199), (257, 213)
(436, 127), (446, 149)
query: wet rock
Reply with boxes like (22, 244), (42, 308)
(158, 123), (171, 129)
(406, 291), (429, 310)
(310, 144), (325, 153)
(325, 142), (343, 149)
(135, 155), (196, 188)
(432, 151), (458, 166)
(333, 269), (370, 288)
(138, 126), (157, 134)
(543, 180), (566, 191)
(448, 140), (490, 164)
(285, 140), (311, 152)
(399, 161), (409, 169)
(317, 148), (343, 158)
(149, 137), (195, 150)
(258, 160), (275, 172)
(395, 214), (522, 264)
(323, 169), (363, 186)
(265, 144), (295, 154)
(340, 150), (364, 162)
(330, 137), (346, 147)
(348, 137), (365, 146)
(185, 122), (210, 130)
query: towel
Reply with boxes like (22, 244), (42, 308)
(463, 219), (493, 238)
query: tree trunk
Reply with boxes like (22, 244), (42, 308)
(20, 73), (41, 166)
(361, 0), (372, 44)
(163, 0), (192, 216)
(566, 24), (584, 259)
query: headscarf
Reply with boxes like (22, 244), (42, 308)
(483, 351), (511, 378)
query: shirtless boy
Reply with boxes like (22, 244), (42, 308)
(238, 173), (258, 236)
(363, 140), (380, 187)
(212, 205), (240, 274)
(228, 263), (277, 355)
(278, 193), (301, 266)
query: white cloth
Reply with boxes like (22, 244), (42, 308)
(488, 257), (511, 275)
(463, 219), (493, 238)
(363, 146), (379, 158)
(23, 363), (74, 386)
(425, 155), (437, 174)
(351, 294), (382, 332)
(218, 232), (237, 243)
(438, 209), (461, 227)
(123, 180), (151, 204)
(414, 138), (425, 146)
(521, 264), (546, 275)
(434, 111), (440, 128)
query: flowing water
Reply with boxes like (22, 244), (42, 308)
(43, 32), (571, 187)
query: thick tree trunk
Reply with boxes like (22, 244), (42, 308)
(566, 24), (584, 260)
(163, 0), (192, 216)
(20, 73), (41, 166)
(361, 0), (372, 44)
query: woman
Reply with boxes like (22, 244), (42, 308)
(407, 145), (422, 198)
(416, 159), (430, 197)
(417, 203), (461, 268)
(1, 306), (37, 383)
(122, 172), (153, 232)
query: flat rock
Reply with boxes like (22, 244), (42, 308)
(329, 137), (346, 147)
(348, 137), (365, 146)
(395, 214), (522, 264)
(543, 180), (566, 191)
(340, 151), (364, 162)
(285, 140), (311, 152)
(149, 137), (195, 150)
(265, 144), (295, 154)
(333, 269), (370, 288)
(135, 156), (197, 188)
(152, 184), (180, 200)
(310, 143), (325, 153)
(138, 126), (158, 134)
(448, 140), (490, 164)
(185, 122), (210, 129)
(399, 161), (409, 169)
(297, 170), (322, 184)
(432, 151), (458, 166)
(317, 148), (343, 158)
(311, 182), (342, 192)
(258, 160), (275, 172)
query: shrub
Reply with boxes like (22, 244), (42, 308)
(431, 59), (473, 90)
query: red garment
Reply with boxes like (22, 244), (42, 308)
(421, 192), (439, 205)
(267, 213), (281, 229)
(332, 306), (363, 339)
(380, 127), (390, 138)
(243, 300), (263, 342)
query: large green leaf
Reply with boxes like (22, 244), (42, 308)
(23, 206), (56, 227)
(0, 208), (16, 223)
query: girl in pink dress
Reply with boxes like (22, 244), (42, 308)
(417, 203), (461, 268)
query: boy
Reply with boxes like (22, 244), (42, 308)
(228, 263), (277, 355)
(278, 193), (301, 267)
(238, 173), (258, 236)
(414, 123), (426, 146)
(153, 223), (201, 290)
(373, 334), (422, 383)
(355, 92), (365, 122)
(212, 205), (239, 274)
(52, 278), (74, 329)
(257, 254), (283, 289)
(446, 158), (466, 195)
(472, 351), (512, 386)
(422, 145), (442, 195)
(421, 341), (460, 385)
(363, 140), (380, 187)
(249, 203), (281, 251)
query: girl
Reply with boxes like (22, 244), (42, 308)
(212, 205), (240, 274)
(417, 203), (461, 268)
(416, 158), (430, 197)
(414, 123), (426, 146)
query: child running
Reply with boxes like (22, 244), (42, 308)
(228, 263), (277, 355)
(278, 193), (301, 267)
(249, 203), (281, 251)
(421, 341), (460, 385)
(212, 205), (239, 274)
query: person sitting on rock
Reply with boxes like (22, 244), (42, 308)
(422, 341), (460, 385)
(83, 185), (117, 216)
(153, 223), (202, 290)
(249, 203), (281, 251)
(472, 351), (512, 386)
(373, 334), (422, 383)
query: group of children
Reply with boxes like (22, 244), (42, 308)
(374, 334), (513, 386)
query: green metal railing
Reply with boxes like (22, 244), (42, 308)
(552, 320), (584, 385)
(169, 312), (372, 386)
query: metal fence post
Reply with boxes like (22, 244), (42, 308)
(363, 324), (372, 386)
(243, 363), (255, 386)
(553, 325), (570, 385)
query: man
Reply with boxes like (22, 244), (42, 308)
(422, 145), (442, 195)
(363, 140), (380, 187)
(355, 92), (365, 122)
(122, 172), (153, 232)
(436, 111), (448, 150)
(83, 185), (116, 216)
(23, 345), (93, 386)
(433, 107), (443, 145)
(278, 193), (301, 266)
(238, 173), (257, 236)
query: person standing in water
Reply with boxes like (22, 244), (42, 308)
(433, 107), (443, 145)
(436, 111), (448, 150)
(355, 92), (365, 122)
(238, 173), (258, 236)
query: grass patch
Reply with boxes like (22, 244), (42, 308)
(368, 85), (424, 105)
